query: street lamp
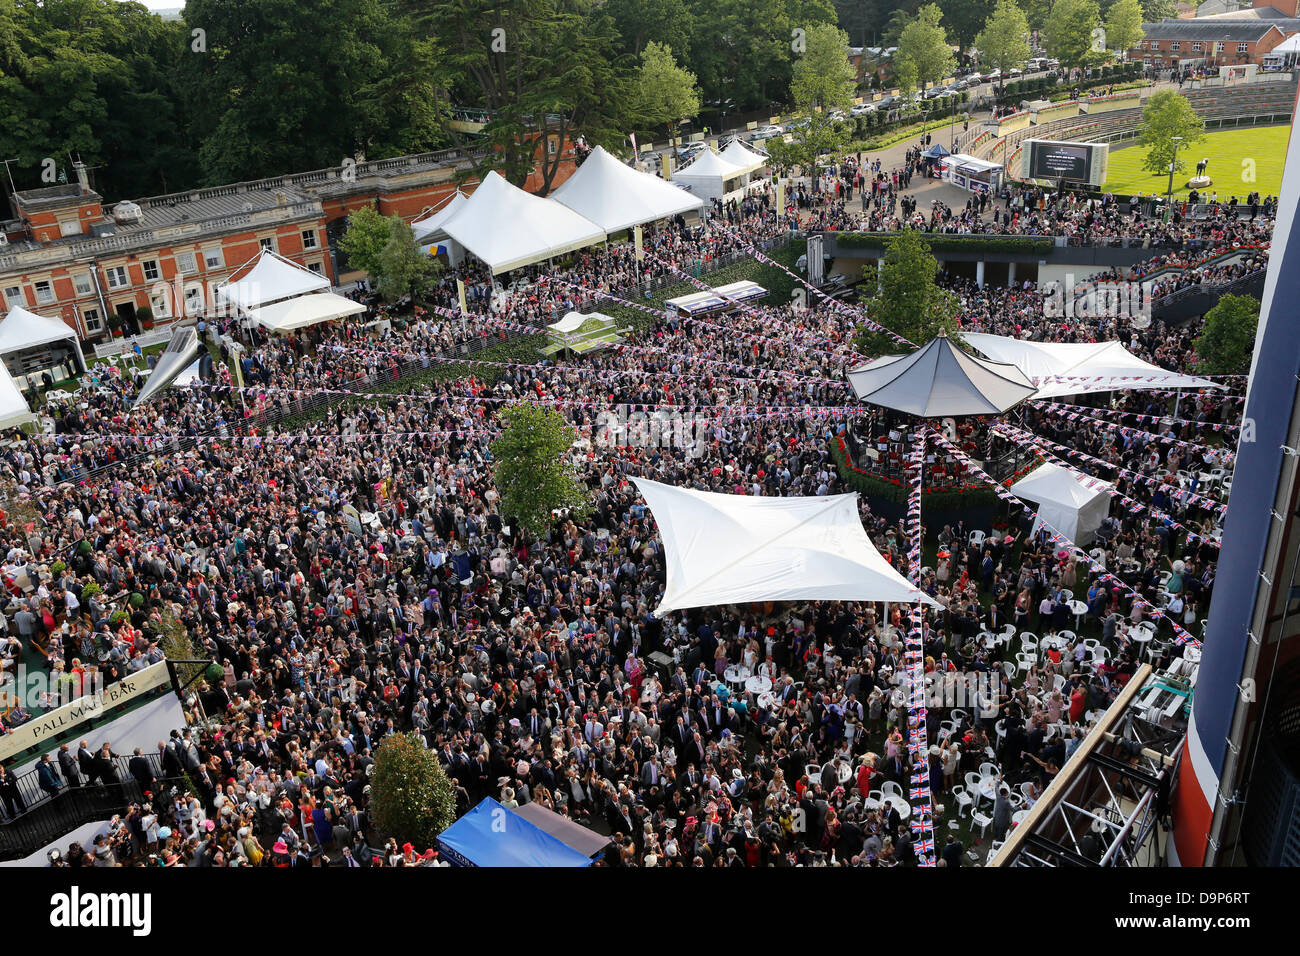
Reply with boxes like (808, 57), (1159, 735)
(1164, 134), (1184, 222)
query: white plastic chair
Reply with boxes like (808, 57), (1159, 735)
(979, 762), (1000, 779)
(972, 809), (993, 840)
(952, 785), (973, 817)
(882, 780), (904, 800)
(969, 530), (986, 548)
(1016, 652), (1035, 674)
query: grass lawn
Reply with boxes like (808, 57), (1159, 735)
(1103, 125), (1291, 202)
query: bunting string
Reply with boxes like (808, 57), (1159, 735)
(1031, 401), (1236, 464)
(928, 429), (1201, 648)
(902, 429), (935, 866)
(1031, 399), (1241, 434)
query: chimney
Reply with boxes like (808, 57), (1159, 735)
(73, 161), (90, 194)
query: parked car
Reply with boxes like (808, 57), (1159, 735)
(783, 116), (812, 132)
(676, 142), (706, 160)
(1008, 67), (1024, 77)
(750, 124), (783, 141)
(850, 103), (877, 116)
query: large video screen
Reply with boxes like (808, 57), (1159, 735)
(1029, 141), (1092, 182)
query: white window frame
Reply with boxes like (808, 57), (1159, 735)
(1192, 41), (1203, 52)
(1169, 42), (1180, 52)
(105, 266), (129, 289)
(142, 259), (161, 281)
(1238, 42), (1249, 53)
(3, 286), (24, 308)
(83, 307), (103, 333)
(175, 251), (197, 275)
(302, 229), (318, 249)
(306, 261), (323, 275)
(203, 247), (224, 269)
(259, 236), (277, 253)
(149, 290), (172, 318)
(33, 280), (54, 305)
(73, 273), (93, 296)
(59, 219), (81, 238)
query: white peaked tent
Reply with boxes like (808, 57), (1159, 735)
(719, 139), (768, 174)
(248, 294), (366, 333)
(846, 332), (1037, 417)
(672, 149), (746, 202)
(216, 248), (331, 311)
(0, 305), (85, 372)
(549, 146), (704, 231)
(962, 333), (1221, 398)
(1010, 462), (1113, 546)
(632, 477), (940, 617)
(0, 362), (33, 429)
(437, 170), (606, 274)
(410, 191), (469, 243)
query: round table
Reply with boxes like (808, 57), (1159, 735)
(978, 777), (1000, 802)
(744, 674), (772, 695)
(1130, 628), (1153, 657)
(1012, 809), (1028, 827)
(723, 665), (752, 688)
(1184, 644), (1202, 664)
(757, 691), (776, 710)
(1069, 600), (1089, 632)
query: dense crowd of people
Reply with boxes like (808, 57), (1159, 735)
(0, 168), (1237, 867)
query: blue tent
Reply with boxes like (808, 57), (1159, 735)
(437, 798), (595, 867)
(922, 143), (950, 160)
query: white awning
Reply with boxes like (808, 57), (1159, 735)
(847, 332), (1037, 417)
(247, 293), (366, 332)
(671, 149), (747, 202)
(549, 146), (704, 232)
(438, 170), (606, 274)
(718, 139), (768, 173)
(215, 248), (331, 311)
(963, 333), (1222, 397)
(548, 311), (615, 334)
(633, 477), (938, 617)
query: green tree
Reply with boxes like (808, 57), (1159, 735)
(893, 56), (919, 96)
(881, 8), (912, 46)
(414, 0), (636, 193)
(1138, 89), (1205, 176)
(943, 0), (995, 52)
(1139, 0), (1175, 22)
(1103, 0), (1143, 58)
(376, 215), (443, 301)
(491, 404), (592, 536)
(1043, 0), (1102, 70)
(369, 733), (457, 850)
(853, 229), (960, 355)
(791, 22), (856, 112)
(634, 40), (700, 143)
(1194, 294), (1260, 377)
(607, 0), (693, 56)
(896, 5), (955, 93)
(338, 207), (393, 278)
(1020, 0), (1054, 30)
(975, 0), (1031, 92)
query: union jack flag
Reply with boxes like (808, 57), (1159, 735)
(909, 786), (929, 800)
(915, 838), (935, 855)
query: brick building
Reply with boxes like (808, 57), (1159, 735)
(0, 141), (576, 344)
(1134, 0), (1300, 67)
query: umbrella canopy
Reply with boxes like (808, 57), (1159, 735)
(847, 331), (1037, 418)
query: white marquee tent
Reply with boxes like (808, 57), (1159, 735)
(247, 293), (366, 333)
(718, 139), (768, 174)
(632, 477), (939, 617)
(0, 362), (33, 429)
(549, 146), (704, 232)
(411, 191), (469, 243)
(437, 170), (606, 274)
(0, 305), (85, 373)
(846, 332), (1037, 417)
(1009, 462), (1113, 546)
(216, 248), (331, 311)
(962, 333), (1221, 397)
(671, 149), (747, 203)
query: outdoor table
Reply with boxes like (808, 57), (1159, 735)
(1069, 600), (1088, 631)
(744, 674), (772, 695)
(724, 665), (751, 688)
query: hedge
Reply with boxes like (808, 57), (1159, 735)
(831, 233), (1055, 254)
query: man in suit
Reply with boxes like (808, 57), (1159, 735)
(941, 834), (964, 867)
(77, 740), (99, 786)
(128, 747), (155, 795)
(0, 765), (24, 818)
(57, 745), (80, 789)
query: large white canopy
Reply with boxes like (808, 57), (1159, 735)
(216, 249), (330, 311)
(847, 333), (1037, 417)
(672, 149), (746, 202)
(410, 191), (469, 242)
(718, 139), (768, 173)
(0, 362), (33, 429)
(1009, 462), (1113, 546)
(633, 477), (939, 617)
(247, 293), (366, 332)
(0, 305), (81, 358)
(549, 145), (704, 232)
(438, 170), (606, 274)
(133, 326), (201, 407)
(963, 333), (1222, 397)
